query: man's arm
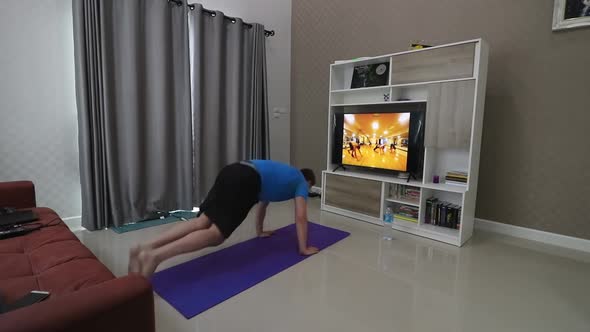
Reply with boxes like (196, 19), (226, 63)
(256, 201), (273, 237)
(294, 197), (319, 256)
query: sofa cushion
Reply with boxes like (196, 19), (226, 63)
(0, 207), (115, 304)
(0, 253), (33, 279)
(23, 225), (79, 253)
(0, 181), (36, 209)
(0, 276), (39, 303)
(28, 240), (96, 274)
(37, 259), (114, 299)
(30, 207), (63, 226)
(0, 236), (23, 254)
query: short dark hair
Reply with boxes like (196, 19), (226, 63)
(300, 168), (316, 186)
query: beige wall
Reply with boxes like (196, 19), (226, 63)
(0, 0), (81, 228)
(291, 0), (590, 240)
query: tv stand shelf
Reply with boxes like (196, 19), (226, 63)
(385, 197), (420, 207)
(325, 169), (424, 188)
(321, 39), (489, 247)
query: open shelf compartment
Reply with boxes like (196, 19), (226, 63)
(330, 56), (392, 91)
(384, 183), (421, 227)
(419, 188), (463, 235)
(331, 86), (391, 105)
(422, 147), (470, 190)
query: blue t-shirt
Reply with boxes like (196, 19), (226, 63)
(250, 160), (308, 202)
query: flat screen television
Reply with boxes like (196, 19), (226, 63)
(332, 103), (426, 174)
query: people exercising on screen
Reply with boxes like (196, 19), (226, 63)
(128, 160), (318, 278)
(348, 142), (357, 159)
(347, 138), (362, 160)
(373, 138), (385, 154)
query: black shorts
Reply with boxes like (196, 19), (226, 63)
(198, 162), (261, 238)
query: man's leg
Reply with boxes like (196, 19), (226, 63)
(137, 221), (225, 278)
(143, 216), (211, 250)
(128, 215), (211, 273)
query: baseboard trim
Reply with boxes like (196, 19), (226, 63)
(62, 216), (84, 233)
(475, 218), (590, 253)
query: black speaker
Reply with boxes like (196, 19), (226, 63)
(331, 113), (344, 165)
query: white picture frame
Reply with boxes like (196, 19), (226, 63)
(553, 0), (590, 30)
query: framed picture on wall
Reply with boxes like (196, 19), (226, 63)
(553, 0), (590, 30)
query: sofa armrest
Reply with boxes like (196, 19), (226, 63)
(0, 275), (155, 332)
(0, 181), (36, 209)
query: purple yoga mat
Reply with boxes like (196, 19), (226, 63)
(151, 222), (350, 318)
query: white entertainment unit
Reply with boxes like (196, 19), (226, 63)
(321, 39), (489, 246)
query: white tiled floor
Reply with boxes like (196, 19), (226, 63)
(77, 198), (590, 332)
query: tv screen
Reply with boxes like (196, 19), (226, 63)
(332, 103), (425, 174)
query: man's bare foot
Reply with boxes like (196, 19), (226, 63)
(138, 249), (158, 279)
(128, 245), (142, 274)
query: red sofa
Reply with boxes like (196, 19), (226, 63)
(0, 181), (155, 332)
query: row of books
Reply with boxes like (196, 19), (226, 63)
(389, 184), (420, 202)
(394, 204), (419, 223)
(445, 170), (468, 186)
(425, 198), (461, 229)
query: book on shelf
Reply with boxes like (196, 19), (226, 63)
(389, 184), (421, 203)
(394, 214), (418, 223)
(425, 197), (461, 230)
(445, 170), (468, 185)
(447, 170), (468, 176)
(445, 170), (468, 186)
(395, 204), (419, 219)
(445, 176), (467, 181)
(445, 180), (467, 186)
(388, 202), (419, 223)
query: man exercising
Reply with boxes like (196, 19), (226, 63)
(129, 160), (318, 278)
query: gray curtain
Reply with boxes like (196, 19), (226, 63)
(189, 4), (270, 204)
(72, 0), (193, 229)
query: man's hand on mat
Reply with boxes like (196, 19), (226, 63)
(300, 246), (319, 256)
(258, 230), (275, 238)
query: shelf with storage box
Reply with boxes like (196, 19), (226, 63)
(321, 39), (489, 246)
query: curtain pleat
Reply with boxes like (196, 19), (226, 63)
(72, 0), (193, 229)
(189, 4), (269, 205)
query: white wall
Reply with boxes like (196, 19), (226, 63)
(191, 0), (292, 164)
(0, 0), (81, 227)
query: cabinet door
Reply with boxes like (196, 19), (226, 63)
(425, 80), (475, 148)
(391, 43), (475, 85)
(324, 174), (382, 218)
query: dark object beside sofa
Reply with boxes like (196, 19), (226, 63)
(0, 181), (155, 332)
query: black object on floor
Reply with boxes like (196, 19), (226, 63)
(308, 192), (321, 198)
(137, 211), (170, 223)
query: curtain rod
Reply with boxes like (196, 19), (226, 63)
(168, 0), (276, 37)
